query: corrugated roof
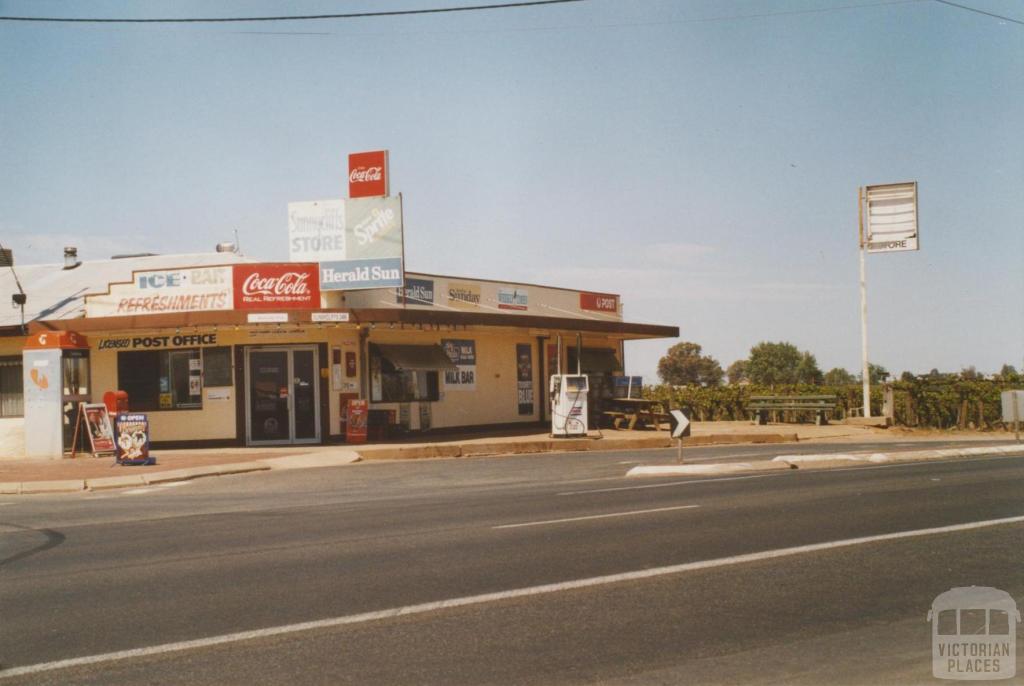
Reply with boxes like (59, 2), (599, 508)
(0, 253), (256, 330)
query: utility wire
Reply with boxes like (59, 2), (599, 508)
(932, 0), (1024, 25)
(0, 0), (583, 23)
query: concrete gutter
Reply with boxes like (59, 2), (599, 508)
(2, 432), (798, 494)
(358, 433), (797, 461)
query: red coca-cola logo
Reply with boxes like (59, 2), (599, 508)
(242, 271), (310, 296)
(349, 167), (383, 183)
(233, 264), (320, 310)
(348, 150), (388, 198)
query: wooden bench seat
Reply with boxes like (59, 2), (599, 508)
(746, 395), (838, 426)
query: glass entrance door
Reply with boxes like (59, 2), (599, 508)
(292, 349), (317, 441)
(246, 347), (320, 445)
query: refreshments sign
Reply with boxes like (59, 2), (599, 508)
(85, 267), (233, 317)
(348, 150), (388, 198)
(233, 263), (320, 310)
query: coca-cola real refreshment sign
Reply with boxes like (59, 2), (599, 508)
(348, 150), (388, 198)
(232, 264), (320, 310)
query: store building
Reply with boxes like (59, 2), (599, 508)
(0, 249), (677, 457)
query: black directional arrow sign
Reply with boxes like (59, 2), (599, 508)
(669, 408), (691, 438)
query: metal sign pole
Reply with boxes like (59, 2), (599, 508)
(1014, 392), (1021, 443)
(677, 438), (682, 463)
(858, 186), (871, 418)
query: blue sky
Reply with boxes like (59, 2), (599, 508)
(2, 0), (1021, 381)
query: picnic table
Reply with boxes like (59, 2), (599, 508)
(602, 398), (670, 431)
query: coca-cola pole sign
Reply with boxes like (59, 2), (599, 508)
(232, 264), (321, 310)
(348, 150), (389, 198)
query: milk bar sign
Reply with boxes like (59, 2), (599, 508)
(442, 339), (476, 391)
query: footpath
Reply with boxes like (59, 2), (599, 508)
(0, 421), (1018, 494)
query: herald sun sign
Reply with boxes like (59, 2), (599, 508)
(348, 150), (389, 198)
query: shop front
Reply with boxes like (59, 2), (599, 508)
(0, 255), (678, 456)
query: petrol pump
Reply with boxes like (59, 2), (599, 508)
(550, 374), (589, 437)
(22, 331), (90, 458)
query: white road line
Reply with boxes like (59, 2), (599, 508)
(121, 482), (189, 496)
(559, 473), (777, 495)
(492, 504), (700, 530)
(3, 513), (1024, 680)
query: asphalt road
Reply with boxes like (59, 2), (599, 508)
(1, 440), (1022, 684)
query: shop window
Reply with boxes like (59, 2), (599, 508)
(203, 346), (233, 387)
(0, 357), (23, 417)
(369, 347), (441, 403)
(117, 349), (203, 411)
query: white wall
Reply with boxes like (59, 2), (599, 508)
(0, 417), (25, 459)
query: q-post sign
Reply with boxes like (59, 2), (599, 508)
(863, 181), (919, 253)
(288, 196), (404, 291)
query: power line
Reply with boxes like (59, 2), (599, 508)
(639, 0), (927, 27)
(0, 0), (584, 24)
(932, 0), (1024, 26)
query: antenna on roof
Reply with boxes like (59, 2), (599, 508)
(234, 228), (243, 256)
(0, 242), (27, 334)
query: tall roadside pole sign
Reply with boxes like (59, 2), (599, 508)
(1001, 390), (1024, 443)
(858, 181), (919, 418)
(669, 408), (691, 463)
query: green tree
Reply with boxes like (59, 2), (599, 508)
(900, 371), (917, 382)
(860, 362), (892, 384)
(726, 359), (749, 385)
(795, 351), (823, 385)
(999, 364), (1020, 382)
(823, 367), (856, 385)
(960, 366), (982, 380)
(746, 341), (804, 385)
(657, 342), (724, 386)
